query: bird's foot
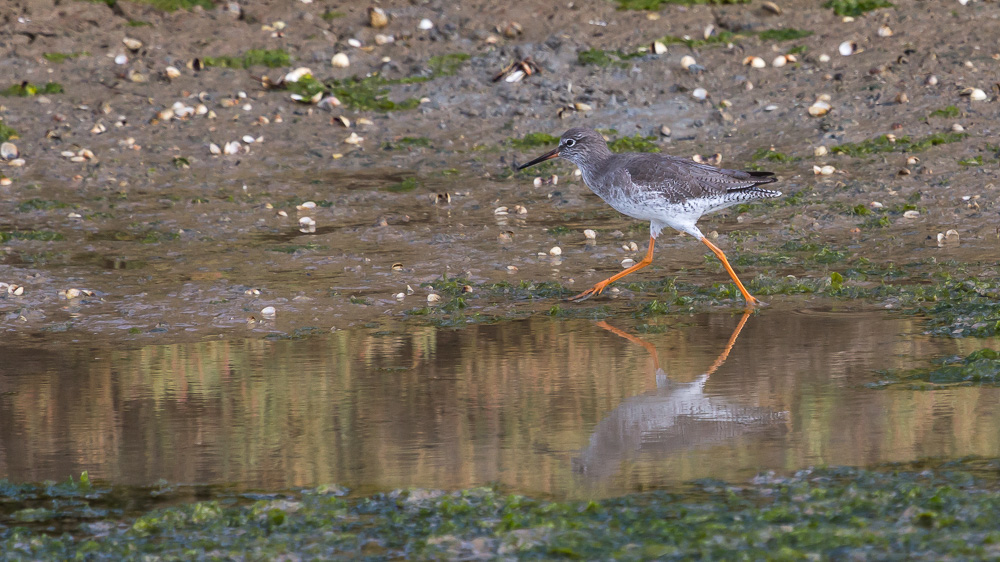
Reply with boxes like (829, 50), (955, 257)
(567, 280), (610, 302)
(743, 295), (767, 311)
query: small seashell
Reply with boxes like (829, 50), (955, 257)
(395, 292), (405, 300)
(764, 104), (778, 112)
(344, 132), (364, 145)
(870, 201), (883, 209)
(164, 66), (181, 79)
(347, 38), (362, 48)
(242, 135), (256, 144)
(627, 241), (639, 252)
(91, 122), (107, 134)
(574, 102), (592, 111)
(818, 54), (831, 63)
(951, 123), (965, 132)
(895, 92), (909, 104)
(838, 41), (857, 56)
(925, 75), (938, 86)
(903, 210), (920, 219)
(299, 216), (315, 226)
(897, 168), (911, 176)
(368, 6), (388, 28)
(61, 150), (76, 158)
(965, 88), (987, 101)
(70, 156), (86, 163)
(114, 54), (128, 65)
(284, 67), (312, 83)
(418, 18), (433, 30)
(427, 293), (441, 303)
(331, 53), (350, 68)
(223, 141), (240, 154)
(261, 306), (276, 317)
(8, 158), (25, 167)
(877, 25), (893, 38)
(772, 55), (788, 68)
(157, 108), (175, 121)
(277, 210), (288, 217)
(374, 34), (393, 46)
(808, 101), (832, 117)
(64, 288), (81, 299)
(660, 125), (671, 137)
(680, 55), (697, 70)
(532, 177), (543, 188)
(79, 149), (94, 159)
(583, 229), (597, 240)
(297, 201), (317, 210)
(744, 56), (766, 68)
(651, 41), (667, 55)
(494, 206), (508, 215)
(209, 143), (221, 155)
(906, 156), (920, 165)
(514, 204), (528, 215)
(814, 146), (828, 156)
(762, 1), (782, 14)
(0, 142), (18, 160)
(505, 70), (525, 83)
(9, 284), (24, 296)
(692, 88), (708, 101)
(123, 37), (142, 51)
(391, 262), (403, 271)
(549, 246), (562, 256)
(621, 258), (635, 268)
(813, 165), (836, 176)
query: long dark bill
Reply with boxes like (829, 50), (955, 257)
(517, 148), (559, 170)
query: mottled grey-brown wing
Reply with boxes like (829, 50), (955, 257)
(620, 154), (776, 203)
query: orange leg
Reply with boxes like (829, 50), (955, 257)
(569, 236), (655, 302)
(701, 237), (760, 308)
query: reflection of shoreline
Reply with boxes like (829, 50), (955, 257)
(575, 313), (789, 480)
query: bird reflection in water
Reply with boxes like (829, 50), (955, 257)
(574, 312), (788, 479)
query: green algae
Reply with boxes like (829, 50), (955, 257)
(0, 122), (16, 142)
(509, 132), (559, 149)
(757, 28), (814, 42)
(1, 82), (64, 97)
(824, 0), (894, 16)
(608, 134), (660, 153)
(874, 349), (1000, 389)
(42, 52), (88, 63)
(929, 105), (961, 119)
(386, 176), (421, 193)
(203, 49), (291, 69)
(329, 76), (421, 111)
(0, 230), (65, 243)
(427, 53), (471, 76)
(831, 132), (967, 157)
(6, 460), (1000, 559)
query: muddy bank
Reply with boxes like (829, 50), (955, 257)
(0, 0), (997, 343)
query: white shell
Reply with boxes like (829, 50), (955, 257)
(680, 55), (697, 70)
(621, 258), (635, 268)
(427, 294), (441, 303)
(261, 306), (276, 317)
(209, 143), (221, 155)
(772, 55), (787, 67)
(224, 141), (241, 154)
(903, 210), (920, 219)
(347, 38), (362, 48)
(838, 41), (856, 56)
(164, 66), (181, 79)
(877, 25), (893, 37)
(692, 88), (708, 101)
(968, 88), (987, 101)
(813, 165), (836, 176)
(808, 101), (832, 117)
(652, 41), (667, 55)
(0, 142), (18, 160)
(818, 54), (831, 63)
(418, 18), (434, 30)
(284, 67), (312, 82)
(114, 54), (128, 65)
(331, 53), (350, 68)
(123, 37), (143, 51)
(344, 132), (364, 145)
(814, 146), (828, 156)
(549, 246), (562, 256)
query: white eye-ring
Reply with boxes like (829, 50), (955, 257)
(565, 138), (576, 147)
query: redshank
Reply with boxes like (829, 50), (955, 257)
(518, 128), (781, 307)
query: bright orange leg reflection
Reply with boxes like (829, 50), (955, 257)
(597, 310), (752, 383)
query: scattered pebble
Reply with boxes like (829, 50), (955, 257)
(808, 100), (832, 117)
(814, 146), (829, 156)
(369, 7), (389, 28)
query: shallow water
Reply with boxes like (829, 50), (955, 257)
(2, 306), (998, 499)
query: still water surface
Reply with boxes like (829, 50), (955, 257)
(2, 307), (998, 499)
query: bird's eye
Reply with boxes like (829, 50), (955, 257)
(565, 139), (576, 147)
